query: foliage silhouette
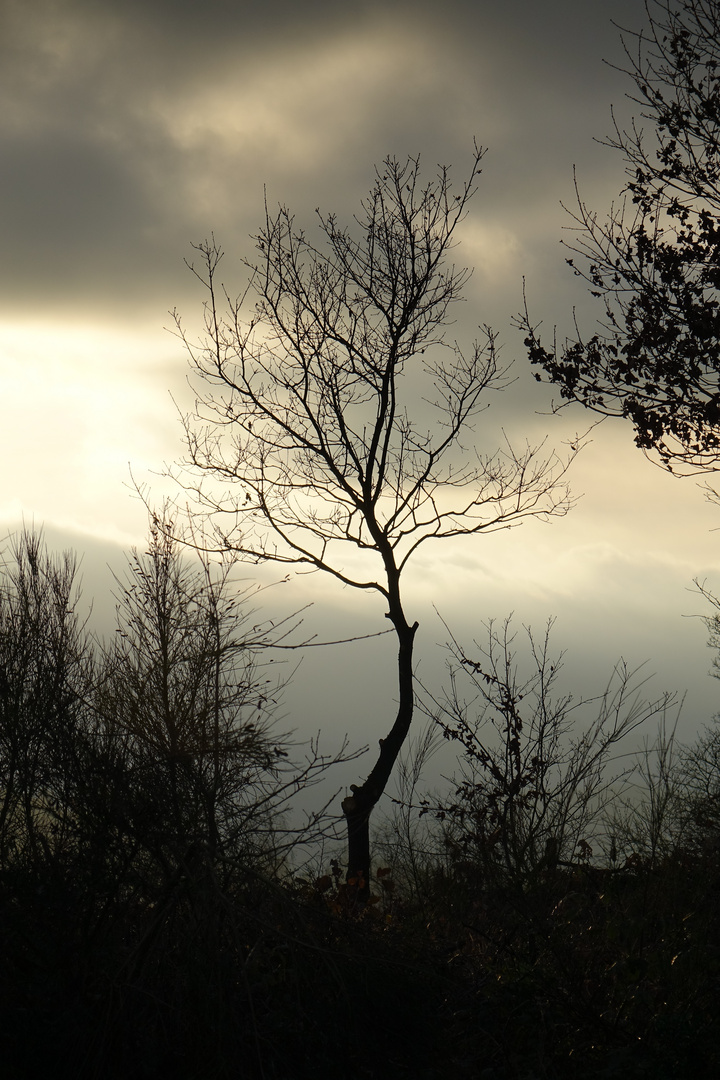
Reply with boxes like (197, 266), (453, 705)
(521, 0), (720, 473)
(0, 527), (355, 1079)
(2, 529), (720, 1076)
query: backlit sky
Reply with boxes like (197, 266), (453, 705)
(2, 0), (719, 774)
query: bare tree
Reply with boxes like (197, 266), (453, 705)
(93, 514), (354, 885)
(424, 617), (677, 884)
(0, 529), (92, 868)
(172, 148), (579, 888)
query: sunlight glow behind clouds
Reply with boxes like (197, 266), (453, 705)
(0, 320), (182, 544)
(145, 21), (456, 201)
(459, 216), (525, 289)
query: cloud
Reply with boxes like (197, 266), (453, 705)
(0, 318), (183, 540)
(0, 0), (643, 324)
(0, 0), (480, 316)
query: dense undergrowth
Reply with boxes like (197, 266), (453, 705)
(2, 528), (720, 1078)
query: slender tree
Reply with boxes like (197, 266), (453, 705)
(94, 515), (345, 882)
(173, 149), (578, 887)
(521, 0), (720, 473)
(0, 529), (92, 867)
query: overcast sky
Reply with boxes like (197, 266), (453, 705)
(2, 0), (719, 788)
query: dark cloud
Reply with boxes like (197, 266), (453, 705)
(0, 132), (154, 304)
(0, 0), (647, 319)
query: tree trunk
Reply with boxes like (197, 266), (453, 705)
(342, 610), (417, 895)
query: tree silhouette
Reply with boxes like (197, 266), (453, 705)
(173, 149), (577, 888)
(0, 529), (92, 868)
(93, 515), (349, 885)
(522, 0), (720, 473)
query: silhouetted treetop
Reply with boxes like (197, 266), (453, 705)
(522, 0), (720, 473)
